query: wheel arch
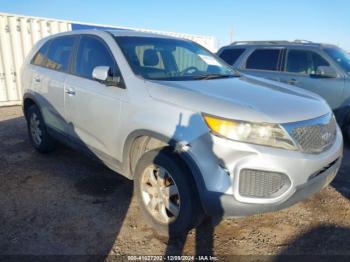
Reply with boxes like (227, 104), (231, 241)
(122, 130), (206, 200)
(123, 129), (207, 214)
(122, 130), (176, 178)
(23, 93), (40, 120)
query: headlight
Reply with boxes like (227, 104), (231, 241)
(203, 114), (297, 150)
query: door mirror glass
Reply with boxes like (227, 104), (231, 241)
(92, 66), (110, 82)
(313, 66), (337, 78)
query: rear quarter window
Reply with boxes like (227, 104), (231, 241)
(31, 41), (51, 66)
(246, 49), (281, 71)
(218, 48), (245, 65)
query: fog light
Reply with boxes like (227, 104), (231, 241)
(239, 169), (291, 198)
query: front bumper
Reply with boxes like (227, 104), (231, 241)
(203, 157), (341, 217)
(188, 126), (343, 217)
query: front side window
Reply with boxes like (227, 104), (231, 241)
(219, 48), (245, 65)
(43, 36), (75, 72)
(74, 36), (116, 79)
(31, 40), (51, 66)
(114, 36), (235, 81)
(246, 49), (281, 71)
(286, 50), (330, 75)
(324, 47), (350, 73)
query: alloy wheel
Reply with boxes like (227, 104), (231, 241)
(140, 165), (181, 224)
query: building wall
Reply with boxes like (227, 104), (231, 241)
(0, 12), (216, 106)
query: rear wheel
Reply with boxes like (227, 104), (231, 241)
(26, 105), (56, 153)
(134, 148), (203, 237)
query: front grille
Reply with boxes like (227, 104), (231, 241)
(239, 169), (290, 198)
(285, 113), (337, 154)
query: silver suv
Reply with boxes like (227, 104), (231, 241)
(21, 31), (343, 236)
(217, 41), (350, 138)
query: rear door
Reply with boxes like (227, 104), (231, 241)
(64, 34), (125, 162)
(31, 36), (76, 134)
(239, 48), (285, 82)
(278, 49), (344, 109)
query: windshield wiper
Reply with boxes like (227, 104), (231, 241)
(194, 71), (240, 80)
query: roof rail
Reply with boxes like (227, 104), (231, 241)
(231, 40), (291, 45)
(230, 40), (317, 46)
(294, 39), (314, 43)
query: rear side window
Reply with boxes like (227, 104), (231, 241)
(74, 36), (116, 79)
(286, 50), (330, 74)
(246, 49), (281, 71)
(43, 36), (75, 72)
(31, 41), (51, 66)
(219, 48), (245, 65)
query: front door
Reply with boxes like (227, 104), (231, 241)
(278, 49), (345, 110)
(64, 35), (126, 164)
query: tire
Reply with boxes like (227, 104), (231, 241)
(26, 104), (56, 153)
(134, 148), (203, 238)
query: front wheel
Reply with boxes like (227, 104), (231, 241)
(134, 148), (203, 237)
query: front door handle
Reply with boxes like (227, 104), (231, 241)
(34, 76), (41, 83)
(287, 79), (298, 85)
(65, 88), (76, 95)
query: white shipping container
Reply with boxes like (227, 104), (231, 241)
(0, 13), (72, 106)
(0, 12), (217, 107)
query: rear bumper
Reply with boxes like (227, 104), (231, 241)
(203, 157), (341, 217)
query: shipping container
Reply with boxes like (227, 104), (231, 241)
(0, 12), (217, 107)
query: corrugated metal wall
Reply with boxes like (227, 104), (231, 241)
(0, 13), (71, 106)
(0, 12), (216, 106)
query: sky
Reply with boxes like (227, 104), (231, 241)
(1, 0), (349, 51)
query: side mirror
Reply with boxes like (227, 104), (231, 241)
(92, 66), (125, 88)
(92, 66), (110, 82)
(312, 66), (337, 78)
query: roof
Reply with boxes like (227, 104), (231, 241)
(43, 29), (187, 42)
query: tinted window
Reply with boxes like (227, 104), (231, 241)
(43, 36), (75, 72)
(74, 36), (116, 79)
(286, 50), (330, 74)
(324, 47), (350, 73)
(246, 49), (281, 71)
(219, 48), (245, 65)
(31, 41), (51, 66)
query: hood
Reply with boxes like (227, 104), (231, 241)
(145, 75), (331, 124)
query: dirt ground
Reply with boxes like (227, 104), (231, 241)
(1, 106), (350, 259)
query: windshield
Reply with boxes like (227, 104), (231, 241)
(324, 47), (350, 73)
(114, 36), (235, 81)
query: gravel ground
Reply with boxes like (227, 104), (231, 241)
(0, 106), (350, 259)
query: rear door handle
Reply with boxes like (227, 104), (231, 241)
(34, 76), (41, 83)
(65, 88), (76, 95)
(287, 79), (298, 85)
